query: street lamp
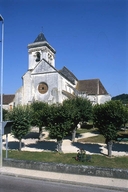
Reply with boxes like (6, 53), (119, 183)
(0, 14), (4, 167)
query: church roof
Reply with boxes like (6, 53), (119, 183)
(59, 66), (78, 85)
(76, 79), (108, 95)
(3, 94), (15, 104)
(34, 33), (47, 42)
(28, 33), (56, 54)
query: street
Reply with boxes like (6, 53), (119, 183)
(0, 175), (126, 192)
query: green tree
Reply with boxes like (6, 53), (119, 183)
(3, 108), (8, 121)
(122, 106), (128, 128)
(63, 97), (92, 141)
(8, 105), (31, 151)
(93, 100), (127, 157)
(30, 101), (49, 139)
(112, 94), (128, 104)
(46, 103), (72, 152)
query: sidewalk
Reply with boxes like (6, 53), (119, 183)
(0, 166), (128, 190)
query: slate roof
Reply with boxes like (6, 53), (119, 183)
(59, 66), (78, 85)
(76, 79), (108, 95)
(28, 33), (56, 54)
(34, 33), (47, 43)
(3, 94), (15, 104)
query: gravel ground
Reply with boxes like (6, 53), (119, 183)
(2, 127), (128, 156)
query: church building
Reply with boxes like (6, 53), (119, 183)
(11, 33), (111, 108)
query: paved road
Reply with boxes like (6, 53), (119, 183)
(0, 175), (126, 192)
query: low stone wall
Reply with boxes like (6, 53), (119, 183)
(3, 158), (128, 179)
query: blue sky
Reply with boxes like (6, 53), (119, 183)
(0, 0), (127, 97)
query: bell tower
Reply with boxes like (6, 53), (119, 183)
(27, 33), (56, 70)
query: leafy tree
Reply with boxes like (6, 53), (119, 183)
(63, 97), (92, 141)
(30, 101), (49, 139)
(3, 108), (8, 121)
(122, 106), (128, 128)
(112, 94), (128, 104)
(46, 103), (72, 152)
(93, 100), (127, 157)
(8, 105), (31, 151)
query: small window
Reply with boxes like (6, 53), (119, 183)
(36, 52), (40, 62)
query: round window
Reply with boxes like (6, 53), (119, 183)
(38, 82), (48, 94)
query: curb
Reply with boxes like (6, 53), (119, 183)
(3, 158), (128, 179)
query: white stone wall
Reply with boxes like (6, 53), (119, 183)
(14, 87), (23, 106)
(22, 71), (33, 105)
(33, 72), (59, 103)
(3, 104), (9, 110)
(84, 94), (111, 105)
(97, 95), (111, 104)
(87, 95), (98, 105)
(57, 74), (76, 103)
(3, 103), (13, 111)
(28, 45), (55, 70)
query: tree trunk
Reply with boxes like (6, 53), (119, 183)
(107, 140), (113, 157)
(39, 127), (42, 140)
(124, 123), (126, 130)
(57, 138), (63, 153)
(72, 127), (77, 142)
(19, 139), (22, 151)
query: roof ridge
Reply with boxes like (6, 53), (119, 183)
(78, 78), (100, 82)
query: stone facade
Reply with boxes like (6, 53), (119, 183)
(12, 33), (111, 107)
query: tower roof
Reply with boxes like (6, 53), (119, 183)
(28, 33), (56, 54)
(34, 33), (47, 43)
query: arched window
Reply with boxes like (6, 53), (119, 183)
(36, 52), (40, 62)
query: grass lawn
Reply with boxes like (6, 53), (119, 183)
(117, 129), (128, 137)
(77, 127), (99, 134)
(77, 127), (128, 144)
(3, 150), (128, 169)
(77, 134), (105, 143)
(3, 126), (128, 170)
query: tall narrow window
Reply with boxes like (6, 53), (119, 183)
(36, 52), (40, 62)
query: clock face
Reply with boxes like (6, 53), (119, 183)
(38, 82), (48, 94)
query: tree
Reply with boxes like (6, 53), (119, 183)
(121, 106), (128, 128)
(3, 108), (8, 121)
(8, 105), (31, 151)
(112, 94), (128, 104)
(30, 101), (49, 139)
(93, 100), (127, 157)
(46, 103), (72, 153)
(63, 97), (92, 141)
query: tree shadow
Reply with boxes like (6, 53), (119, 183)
(76, 133), (85, 139)
(112, 143), (128, 153)
(3, 141), (25, 150)
(24, 131), (47, 140)
(81, 123), (93, 129)
(26, 140), (57, 151)
(71, 142), (102, 154)
(90, 130), (100, 134)
(64, 133), (83, 141)
(4, 140), (57, 151)
(63, 134), (72, 140)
